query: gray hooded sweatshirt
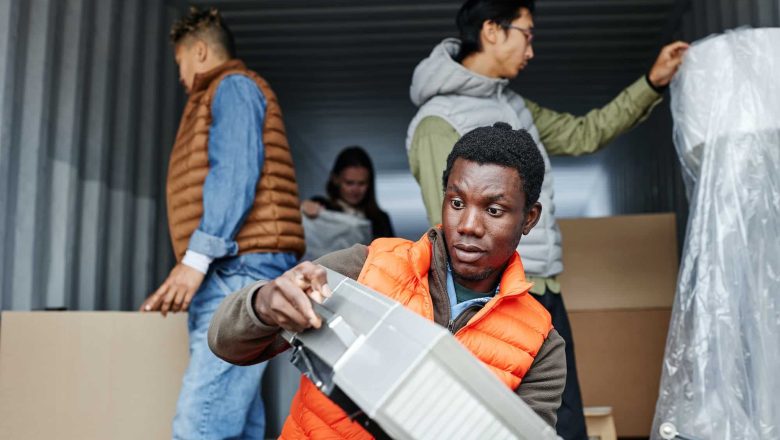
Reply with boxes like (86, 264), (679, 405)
(406, 38), (563, 277)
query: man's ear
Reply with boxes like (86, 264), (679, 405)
(522, 202), (542, 235)
(481, 19), (501, 46)
(195, 40), (208, 63)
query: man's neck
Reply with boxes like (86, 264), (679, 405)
(460, 51), (502, 79)
(198, 56), (230, 75)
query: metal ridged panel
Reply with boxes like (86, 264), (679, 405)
(2, 0), (775, 311)
(384, 358), (515, 440)
(200, 0), (678, 106)
(0, 0), (182, 311)
(681, 0), (779, 40)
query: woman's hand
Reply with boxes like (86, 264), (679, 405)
(301, 200), (323, 218)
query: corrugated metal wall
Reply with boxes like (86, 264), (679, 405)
(679, 0), (780, 39)
(0, 0), (182, 311)
(2, 0), (776, 311)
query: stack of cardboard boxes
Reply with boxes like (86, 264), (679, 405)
(560, 213), (678, 437)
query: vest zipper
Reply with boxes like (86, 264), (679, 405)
(449, 304), (483, 334)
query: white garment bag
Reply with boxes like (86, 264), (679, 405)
(301, 209), (372, 261)
(653, 28), (780, 440)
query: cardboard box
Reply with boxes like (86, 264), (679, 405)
(557, 213), (678, 437)
(0, 312), (189, 439)
(558, 213), (678, 311)
(569, 309), (671, 437)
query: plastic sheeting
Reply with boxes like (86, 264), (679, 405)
(301, 209), (372, 261)
(652, 28), (780, 440)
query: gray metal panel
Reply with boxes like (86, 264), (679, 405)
(132, 1), (165, 310)
(12, 0), (57, 310)
(155, 5), (182, 287)
(105, 0), (142, 311)
(754, 0), (779, 26)
(0, 0), (21, 311)
(0, 0), (181, 311)
(77, 0), (118, 311)
(43, 0), (89, 309)
(682, 0), (779, 40)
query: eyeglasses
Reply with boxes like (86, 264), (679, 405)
(503, 25), (534, 44)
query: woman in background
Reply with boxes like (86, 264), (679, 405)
(302, 146), (394, 239)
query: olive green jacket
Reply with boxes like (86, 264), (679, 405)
(408, 75), (663, 228)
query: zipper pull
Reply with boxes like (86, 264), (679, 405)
(447, 320), (455, 332)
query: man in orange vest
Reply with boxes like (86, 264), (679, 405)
(210, 122), (566, 438)
(139, 7), (305, 440)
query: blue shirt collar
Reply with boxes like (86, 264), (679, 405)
(446, 263), (498, 322)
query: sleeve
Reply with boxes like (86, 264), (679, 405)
(312, 244), (369, 280)
(408, 116), (461, 227)
(187, 74), (267, 260)
(515, 329), (567, 427)
(208, 244), (369, 365)
(527, 75), (663, 156)
(207, 280), (289, 366)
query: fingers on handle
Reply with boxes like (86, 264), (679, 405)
(277, 276), (321, 328)
(296, 262), (332, 302)
(271, 279), (316, 332)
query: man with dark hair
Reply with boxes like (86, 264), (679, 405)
(406, 1), (688, 438)
(208, 122), (567, 439)
(139, 7), (305, 439)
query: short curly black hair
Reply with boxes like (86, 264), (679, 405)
(442, 122), (544, 210)
(170, 6), (235, 58)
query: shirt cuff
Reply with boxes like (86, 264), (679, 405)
(626, 75), (664, 116)
(245, 281), (281, 332)
(644, 72), (668, 94)
(182, 250), (213, 274)
(188, 229), (239, 259)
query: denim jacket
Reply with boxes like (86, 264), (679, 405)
(185, 74), (297, 274)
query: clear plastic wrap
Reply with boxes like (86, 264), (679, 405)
(301, 209), (372, 261)
(652, 28), (780, 440)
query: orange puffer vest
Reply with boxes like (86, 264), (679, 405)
(280, 233), (553, 439)
(166, 59), (305, 261)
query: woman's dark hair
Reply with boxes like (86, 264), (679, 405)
(455, 0), (535, 61)
(326, 146), (393, 238)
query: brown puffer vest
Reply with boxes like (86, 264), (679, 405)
(166, 59), (305, 261)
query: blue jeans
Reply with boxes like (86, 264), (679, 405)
(173, 253), (297, 440)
